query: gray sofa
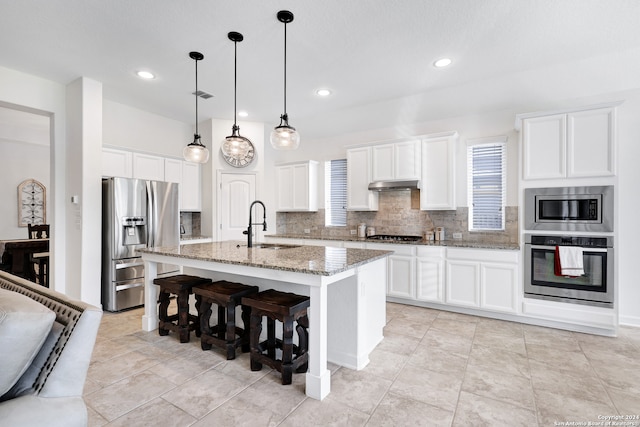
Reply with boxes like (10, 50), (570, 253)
(0, 270), (102, 427)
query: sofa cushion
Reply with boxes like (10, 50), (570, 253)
(0, 288), (56, 396)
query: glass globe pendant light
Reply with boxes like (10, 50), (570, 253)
(270, 10), (300, 150)
(221, 32), (253, 161)
(183, 51), (210, 163)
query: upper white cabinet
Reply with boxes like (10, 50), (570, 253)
(102, 148), (201, 211)
(519, 104), (619, 180)
(102, 147), (133, 178)
(371, 140), (420, 181)
(420, 132), (457, 210)
(181, 162), (201, 211)
(275, 161), (318, 212)
(347, 147), (378, 211)
(164, 158), (183, 183)
(133, 152), (165, 181)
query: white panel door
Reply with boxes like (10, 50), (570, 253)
(445, 260), (480, 307)
(522, 114), (566, 180)
(219, 173), (256, 242)
(481, 263), (518, 313)
(567, 107), (615, 177)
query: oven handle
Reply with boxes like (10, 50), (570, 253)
(529, 244), (609, 253)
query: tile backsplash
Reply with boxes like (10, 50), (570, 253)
(276, 190), (518, 245)
(180, 211), (201, 237)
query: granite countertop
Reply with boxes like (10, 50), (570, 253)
(265, 234), (520, 251)
(140, 240), (392, 276)
(180, 235), (213, 241)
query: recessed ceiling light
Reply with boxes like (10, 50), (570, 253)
(316, 88), (332, 97)
(433, 58), (452, 68)
(238, 111), (248, 118)
(136, 70), (156, 79)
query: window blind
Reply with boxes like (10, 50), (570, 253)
(467, 142), (506, 231)
(325, 159), (347, 226)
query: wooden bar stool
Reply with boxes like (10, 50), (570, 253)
(192, 281), (259, 360)
(241, 289), (310, 385)
(153, 274), (212, 343)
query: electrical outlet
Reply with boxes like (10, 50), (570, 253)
(304, 228), (311, 234)
(452, 232), (463, 239)
(350, 229), (357, 235)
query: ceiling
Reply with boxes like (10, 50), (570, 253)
(2, 0), (640, 141)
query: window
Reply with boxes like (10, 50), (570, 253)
(325, 159), (347, 226)
(467, 137), (507, 231)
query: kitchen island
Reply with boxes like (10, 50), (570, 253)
(139, 241), (392, 400)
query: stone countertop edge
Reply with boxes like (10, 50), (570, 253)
(140, 241), (393, 277)
(265, 234), (520, 251)
(180, 235), (212, 241)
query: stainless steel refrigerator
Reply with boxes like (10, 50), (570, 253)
(101, 177), (180, 312)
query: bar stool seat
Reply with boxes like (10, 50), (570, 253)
(242, 289), (310, 385)
(153, 274), (212, 343)
(192, 281), (259, 360)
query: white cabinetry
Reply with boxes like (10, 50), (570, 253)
(133, 152), (165, 181)
(347, 147), (378, 211)
(371, 140), (420, 181)
(102, 148), (133, 178)
(275, 161), (318, 212)
(446, 248), (519, 313)
(366, 243), (415, 299)
(101, 148), (201, 211)
(181, 162), (201, 211)
(164, 158), (183, 183)
(416, 246), (446, 302)
(519, 104), (618, 180)
(420, 132), (457, 210)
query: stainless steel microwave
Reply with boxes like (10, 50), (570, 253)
(524, 186), (613, 232)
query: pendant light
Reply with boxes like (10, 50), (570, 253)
(270, 10), (300, 150)
(221, 32), (253, 161)
(183, 51), (210, 163)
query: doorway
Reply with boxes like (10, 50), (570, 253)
(0, 104), (52, 285)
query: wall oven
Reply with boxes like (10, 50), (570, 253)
(524, 185), (613, 232)
(524, 234), (613, 308)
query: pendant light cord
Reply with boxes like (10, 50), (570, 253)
(234, 39), (238, 127)
(194, 57), (199, 136)
(283, 20), (287, 116)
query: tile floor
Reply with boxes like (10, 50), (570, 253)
(84, 303), (640, 426)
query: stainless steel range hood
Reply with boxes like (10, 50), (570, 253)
(368, 180), (420, 191)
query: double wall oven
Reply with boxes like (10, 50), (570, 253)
(523, 185), (614, 308)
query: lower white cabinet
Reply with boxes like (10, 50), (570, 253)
(416, 246), (446, 302)
(446, 248), (519, 313)
(366, 243), (416, 299)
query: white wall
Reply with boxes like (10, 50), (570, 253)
(103, 100), (192, 158)
(0, 138), (50, 239)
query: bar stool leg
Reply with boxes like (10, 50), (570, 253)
(158, 291), (170, 336)
(281, 317), (295, 385)
(177, 289), (191, 343)
(249, 313), (263, 371)
(225, 302), (236, 359)
(296, 314), (309, 373)
(240, 305), (251, 353)
(199, 300), (213, 351)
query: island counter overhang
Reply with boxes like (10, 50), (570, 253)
(139, 241), (392, 401)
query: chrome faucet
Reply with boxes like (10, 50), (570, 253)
(243, 200), (267, 248)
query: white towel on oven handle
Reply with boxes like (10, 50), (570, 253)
(558, 246), (584, 276)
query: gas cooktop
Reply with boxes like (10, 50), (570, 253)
(366, 234), (423, 242)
